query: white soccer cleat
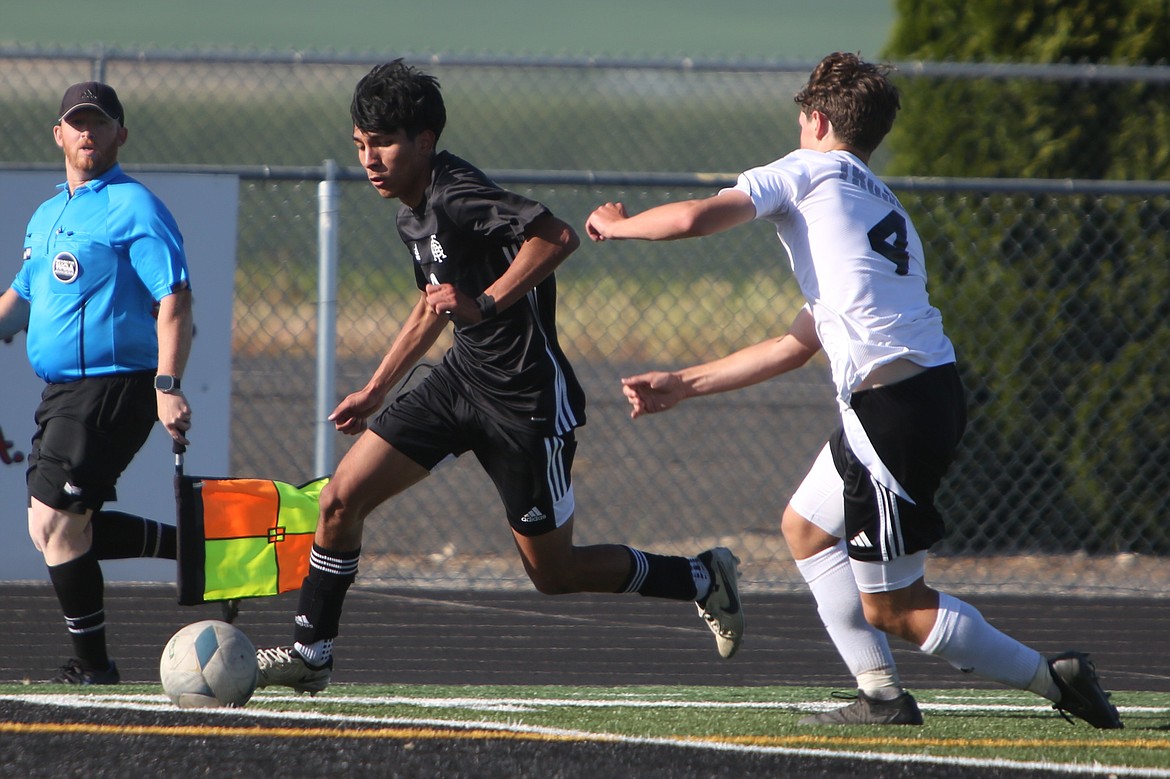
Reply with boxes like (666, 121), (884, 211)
(696, 547), (744, 659)
(255, 645), (332, 695)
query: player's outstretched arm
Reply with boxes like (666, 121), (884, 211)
(331, 292), (448, 435)
(621, 308), (822, 420)
(621, 371), (687, 419)
(586, 190), (756, 242)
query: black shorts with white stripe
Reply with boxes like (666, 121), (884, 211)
(370, 364), (578, 537)
(831, 363), (967, 563)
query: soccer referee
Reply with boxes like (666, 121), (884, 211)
(0, 81), (194, 684)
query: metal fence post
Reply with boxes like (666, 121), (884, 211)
(91, 45), (106, 82)
(315, 159), (340, 477)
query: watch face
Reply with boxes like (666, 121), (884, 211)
(155, 375), (177, 392)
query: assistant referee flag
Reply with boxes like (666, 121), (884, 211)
(176, 474), (328, 605)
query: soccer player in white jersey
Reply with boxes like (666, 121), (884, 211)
(585, 52), (1122, 729)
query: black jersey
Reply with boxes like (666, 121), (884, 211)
(396, 151), (586, 434)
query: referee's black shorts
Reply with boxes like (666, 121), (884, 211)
(27, 372), (157, 514)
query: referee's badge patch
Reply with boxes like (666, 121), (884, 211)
(52, 252), (80, 283)
(22, 247), (31, 261)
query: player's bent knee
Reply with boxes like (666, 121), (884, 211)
(781, 507), (814, 545)
(859, 578), (935, 642)
(528, 577), (577, 596)
(526, 568), (580, 595)
(317, 485), (364, 528)
(28, 503), (87, 549)
(781, 505), (840, 559)
(860, 600), (900, 635)
(28, 510), (93, 564)
(27, 524), (49, 554)
(532, 582), (576, 596)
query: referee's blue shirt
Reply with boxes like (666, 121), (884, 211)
(13, 164), (189, 383)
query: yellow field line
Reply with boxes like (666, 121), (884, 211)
(4, 720), (1167, 753)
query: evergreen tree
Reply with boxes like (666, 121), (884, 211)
(884, 0), (1170, 179)
(882, 1), (1170, 552)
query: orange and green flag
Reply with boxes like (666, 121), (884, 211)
(176, 474), (328, 605)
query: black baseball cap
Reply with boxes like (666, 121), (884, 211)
(58, 81), (124, 125)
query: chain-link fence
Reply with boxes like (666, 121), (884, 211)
(2, 47), (1168, 597)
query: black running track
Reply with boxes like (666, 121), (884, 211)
(2, 584), (1166, 778)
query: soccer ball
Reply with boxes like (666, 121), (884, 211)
(159, 619), (259, 708)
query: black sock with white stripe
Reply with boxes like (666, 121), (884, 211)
(293, 544), (360, 660)
(90, 511), (177, 560)
(47, 550), (109, 670)
(618, 546), (703, 601)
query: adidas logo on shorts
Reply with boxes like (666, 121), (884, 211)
(519, 507), (546, 524)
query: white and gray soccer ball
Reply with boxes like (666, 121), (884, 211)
(159, 619), (259, 708)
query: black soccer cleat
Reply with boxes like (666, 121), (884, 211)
(50, 659), (121, 685)
(1049, 651), (1123, 729)
(799, 689), (924, 726)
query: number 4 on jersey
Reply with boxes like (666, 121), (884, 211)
(868, 210), (910, 276)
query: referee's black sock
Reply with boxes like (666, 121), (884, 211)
(91, 510), (177, 560)
(47, 550), (110, 669)
(619, 547), (701, 601)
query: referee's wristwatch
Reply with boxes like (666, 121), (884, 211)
(154, 374), (182, 394)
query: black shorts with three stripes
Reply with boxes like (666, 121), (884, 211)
(369, 365), (577, 537)
(830, 363), (967, 563)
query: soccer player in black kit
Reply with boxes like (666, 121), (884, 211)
(255, 60), (743, 693)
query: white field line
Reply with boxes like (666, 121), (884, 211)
(3, 692), (1169, 779)
(3, 690), (1167, 716)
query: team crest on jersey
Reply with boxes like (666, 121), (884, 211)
(52, 252), (80, 283)
(429, 235), (447, 262)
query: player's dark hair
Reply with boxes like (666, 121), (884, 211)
(794, 52), (900, 154)
(350, 59), (446, 141)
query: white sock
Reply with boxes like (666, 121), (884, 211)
(920, 592), (1053, 698)
(796, 540), (901, 696)
(294, 638), (333, 667)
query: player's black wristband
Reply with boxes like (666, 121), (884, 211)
(476, 293), (497, 320)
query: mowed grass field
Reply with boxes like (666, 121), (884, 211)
(3, 684), (1170, 776)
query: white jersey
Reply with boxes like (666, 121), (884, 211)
(727, 149), (956, 501)
(727, 148), (955, 405)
